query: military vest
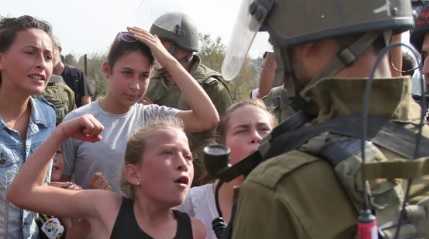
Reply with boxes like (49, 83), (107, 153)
(221, 77), (429, 238)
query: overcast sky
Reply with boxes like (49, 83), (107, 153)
(1, 0), (271, 58)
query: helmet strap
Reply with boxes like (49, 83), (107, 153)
(299, 31), (381, 99)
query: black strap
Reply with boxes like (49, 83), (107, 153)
(217, 112), (429, 182)
(173, 210), (193, 239)
(270, 111), (311, 138)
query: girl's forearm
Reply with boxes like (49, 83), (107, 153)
(165, 58), (219, 130)
(7, 127), (65, 203)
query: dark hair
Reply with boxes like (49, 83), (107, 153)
(216, 99), (277, 144)
(0, 15), (53, 83)
(107, 34), (154, 67)
(0, 15), (52, 53)
(401, 48), (419, 76)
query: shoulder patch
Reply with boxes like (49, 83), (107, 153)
(247, 150), (320, 189)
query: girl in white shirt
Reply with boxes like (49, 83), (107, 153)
(179, 99), (277, 239)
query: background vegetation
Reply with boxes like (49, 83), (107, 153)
(66, 34), (263, 101)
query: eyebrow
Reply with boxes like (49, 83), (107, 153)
(23, 45), (51, 52)
(121, 66), (150, 75)
(120, 67), (134, 71)
(233, 124), (251, 130)
(256, 122), (271, 128)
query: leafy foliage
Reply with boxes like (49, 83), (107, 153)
(197, 34), (259, 101)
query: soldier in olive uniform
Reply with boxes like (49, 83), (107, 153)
(41, 37), (76, 124)
(252, 51), (295, 123)
(146, 12), (233, 185)
(224, 0), (429, 238)
(42, 75), (75, 124)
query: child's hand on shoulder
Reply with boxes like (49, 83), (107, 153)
(58, 114), (104, 142)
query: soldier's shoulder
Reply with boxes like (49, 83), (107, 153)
(262, 86), (286, 103)
(192, 63), (223, 82)
(247, 150), (320, 189)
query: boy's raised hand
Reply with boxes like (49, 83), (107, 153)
(127, 26), (174, 66)
(58, 114), (103, 142)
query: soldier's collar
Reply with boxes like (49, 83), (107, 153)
(300, 76), (421, 124)
(188, 55), (201, 74)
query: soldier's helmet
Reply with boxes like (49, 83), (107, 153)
(411, 2), (429, 51)
(258, 0), (412, 47)
(150, 12), (199, 52)
(222, 0), (414, 82)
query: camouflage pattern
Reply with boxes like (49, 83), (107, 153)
(233, 77), (429, 239)
(42, 75), (76, 124)
(146, 55), (233, 184)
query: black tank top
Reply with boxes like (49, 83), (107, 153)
(110, 198), (193, 239)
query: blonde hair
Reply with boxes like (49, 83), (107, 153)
(216, 99), (277, 144)
(121, 116), (185, 199)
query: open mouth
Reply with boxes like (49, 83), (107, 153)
(174, 176), (189, 186)
(29, 74), (46, 82)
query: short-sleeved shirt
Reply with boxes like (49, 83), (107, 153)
(62, 100), (178, 192)
(0, 97), (56, 239)
(61, 65), (91, 107)
(178, 183), (218, 239)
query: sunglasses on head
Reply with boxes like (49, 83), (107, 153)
(115, 32), (138, 43)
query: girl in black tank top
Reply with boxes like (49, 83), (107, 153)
(111, 198), (193, 239)
(7, 111), (206, 238)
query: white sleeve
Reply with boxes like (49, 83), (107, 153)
(141, 104), (180, 123)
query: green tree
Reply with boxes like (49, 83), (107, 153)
(198, 34), (259, 101)
(198, 34), (225, 72)
(77, 54), (106, 98)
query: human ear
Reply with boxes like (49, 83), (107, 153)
(101, 62), (112, 79)
(123, 164), (142, 186)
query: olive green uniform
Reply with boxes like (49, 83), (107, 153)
(42, 75), (76, 124)
(262, 85), (295, 123)
(146, 55), (233, 184)
(232, 77), (429, 239)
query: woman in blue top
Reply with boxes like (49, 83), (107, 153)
(0, 15), (56, 239)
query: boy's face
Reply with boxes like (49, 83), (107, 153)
(52, 150), (65, 182)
